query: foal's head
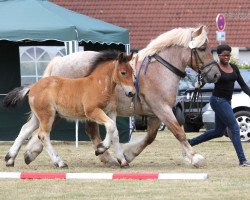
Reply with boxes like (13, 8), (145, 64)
(114, 52), (136, 97)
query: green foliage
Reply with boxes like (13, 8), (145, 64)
(230, 57), (250, 69)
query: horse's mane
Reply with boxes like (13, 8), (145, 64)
(88, 50), (121, 74)
(138, 25), (208, 61)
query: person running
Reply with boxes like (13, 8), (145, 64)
(188, 44), (250, 167)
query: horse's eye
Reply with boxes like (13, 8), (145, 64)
(120, 71), (127, 76)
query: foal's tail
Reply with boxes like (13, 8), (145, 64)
(2, 86), (30, 108)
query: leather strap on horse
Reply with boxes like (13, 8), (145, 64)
(132, 56), (152, 114)
(152, 54), (186, 78)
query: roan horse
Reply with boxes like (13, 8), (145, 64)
(3, 51), (135, 168)
(5, 25), (221, 168)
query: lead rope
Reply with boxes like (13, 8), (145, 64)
(187, 73), (204, 124)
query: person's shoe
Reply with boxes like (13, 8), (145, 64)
(240, 160), (250, 167)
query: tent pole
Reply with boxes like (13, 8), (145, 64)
(64, 41), (79, 148)
(125, 44), (134, 141)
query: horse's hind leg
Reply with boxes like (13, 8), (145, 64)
(5, 113), (39, 167)
(85, 121), (119, 167)
(123, 116), (161, 163)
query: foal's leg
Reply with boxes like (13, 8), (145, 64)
(36, 124), (68, 168)
(23, 115), (61, 164)
(38, 132), (68, 168)
(123, 116), (161, 163)
(107, 112), (129, 167)
(5, 114), (39, 167)
(85, 121), (119, 166)
(87, 108), (128, 167)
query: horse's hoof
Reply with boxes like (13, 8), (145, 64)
(95, 143), (108, 156)
(54, 162), (68, 168)
(98, 152), (119, 167)
(117, 159), (130, 168)
(192, 154), (207, 168)
(6, 162), (14, 167)
(95, 150), (103, 156)
(123, 152), (135, 163)
(4, 153), (11, 162)
(24, 155), (32, 165)
(24, 151), (38, 165)
(5, 153), (15, 167)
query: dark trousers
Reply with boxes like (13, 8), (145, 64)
(189, 95), (246, 164)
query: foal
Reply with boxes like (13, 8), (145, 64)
(3, 51), (135, 168)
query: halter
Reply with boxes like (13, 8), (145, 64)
(189, 39), (218, 83)
(187, 44), (218, 122)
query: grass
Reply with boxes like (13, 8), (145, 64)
(0, 130), (250, 200)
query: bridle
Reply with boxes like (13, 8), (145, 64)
(190, 47), (218, 83)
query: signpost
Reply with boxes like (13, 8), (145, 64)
(216, 13), (226, 44)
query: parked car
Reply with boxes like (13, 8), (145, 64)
(203, 92), (250, 142)
(182, 69), (250, 132)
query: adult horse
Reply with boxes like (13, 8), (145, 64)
(5, 25), (221, 168)
(4, 51), (135, 168)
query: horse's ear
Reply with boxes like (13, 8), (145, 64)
(118, 53), (124, 63)
(127, 52), (134, 61)
(192, 25), (204, 37)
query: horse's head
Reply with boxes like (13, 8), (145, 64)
(187, 26), (221, 83)
(115, 52), (136, 97)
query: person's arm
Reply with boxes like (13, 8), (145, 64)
(235, 65), (250, 96)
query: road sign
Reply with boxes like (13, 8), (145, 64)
(216, 14), (226, 31)
(216, 31), (226, 42)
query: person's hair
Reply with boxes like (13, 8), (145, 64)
(217, 44), (232, 55)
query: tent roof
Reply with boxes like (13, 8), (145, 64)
(0, 0), (129, 44)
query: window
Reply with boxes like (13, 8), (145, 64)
(19, 46), (66, 86)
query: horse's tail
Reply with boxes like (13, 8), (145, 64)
(2, 86), (30, 108)
(43, 56), (60, 77)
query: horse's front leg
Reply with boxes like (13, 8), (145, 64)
(85, 121), (119, 166)
(123, 116), (161, 163)
(159, 107), (206, 168)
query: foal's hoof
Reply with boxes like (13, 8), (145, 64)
(54, 162), (68, 168)
(95, 143), (108, 156)
(5, 153), (14, 167)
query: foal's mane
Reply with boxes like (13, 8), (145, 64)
(88, 50), (121, 74)
(138, 25), (208, 60)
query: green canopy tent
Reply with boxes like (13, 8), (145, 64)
(0, 0), (129, 44)
(0, 0), (131, 142)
